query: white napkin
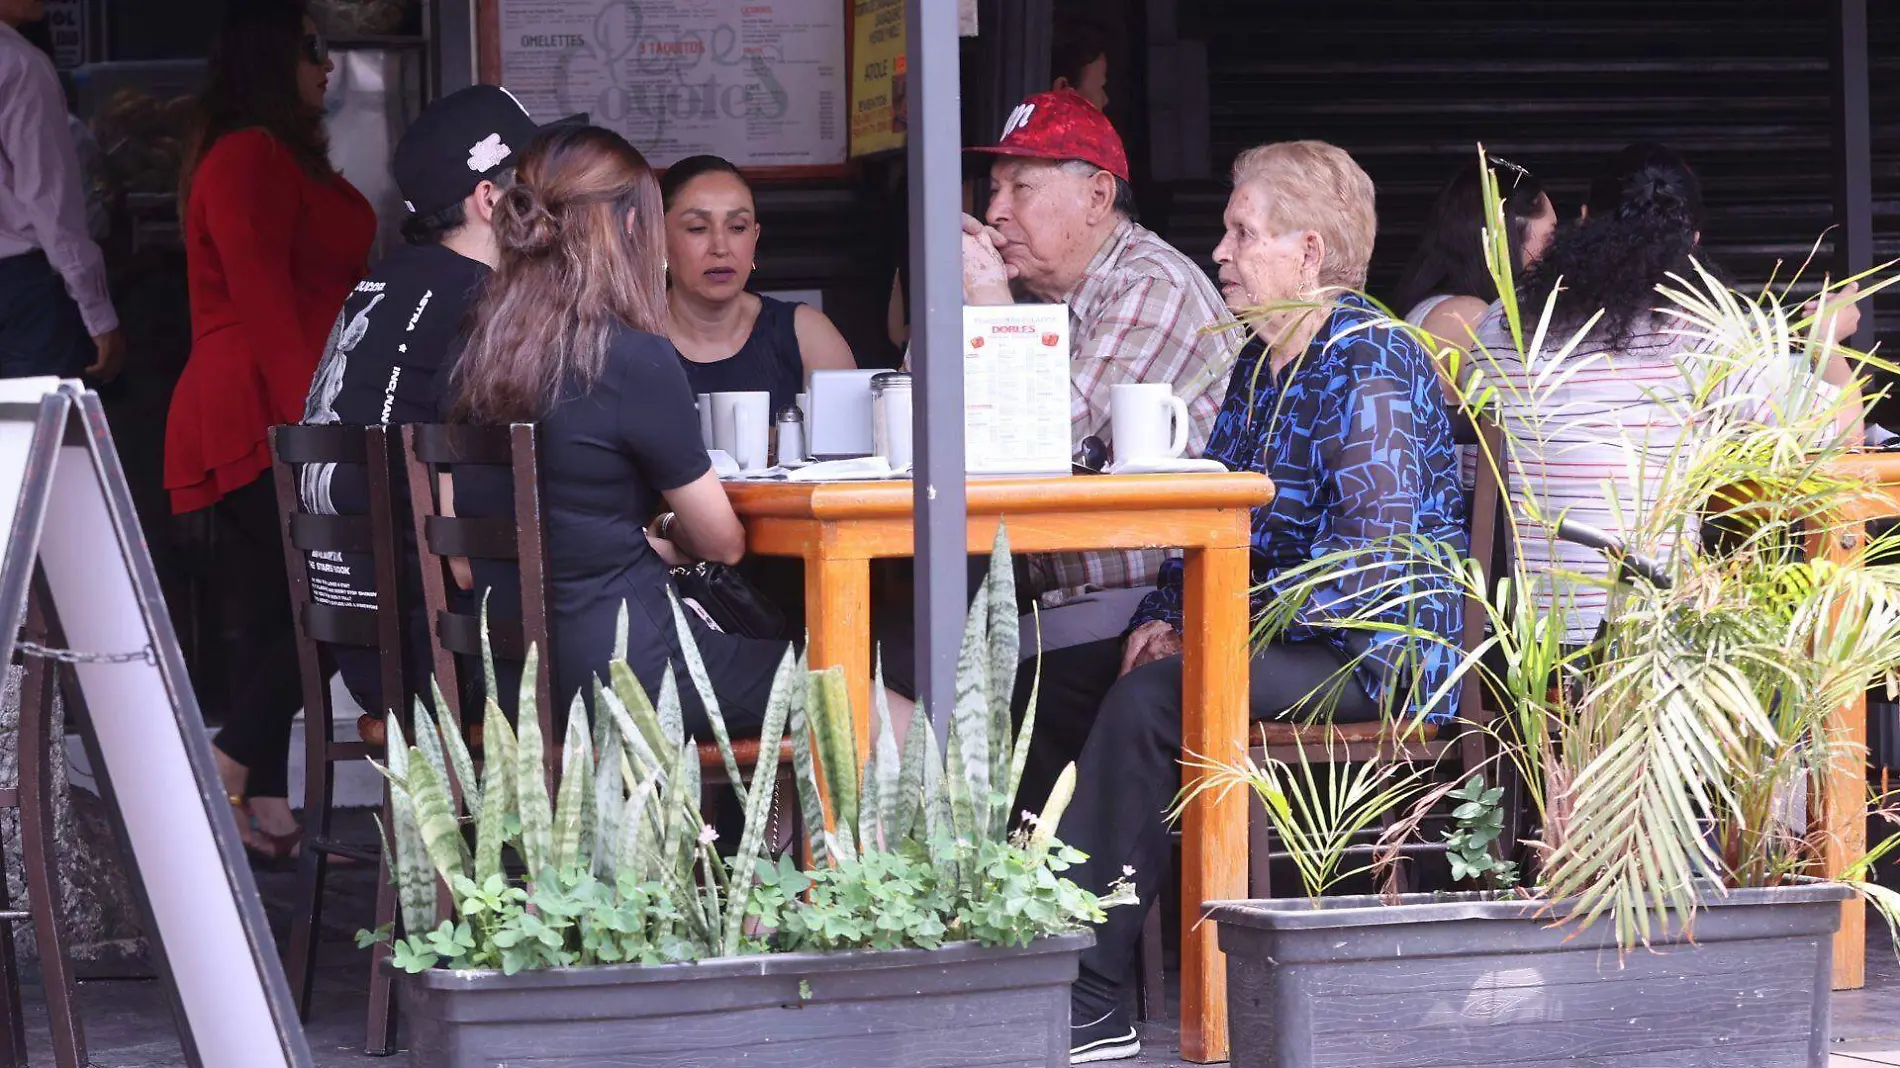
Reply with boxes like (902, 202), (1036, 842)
(1106, 457), (1230, 476)
(786, 456), (911, 482)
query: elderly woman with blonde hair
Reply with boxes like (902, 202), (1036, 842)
(1026, 141), (1468, 1064)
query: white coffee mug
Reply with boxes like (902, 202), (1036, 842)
(712, 391), (771, 471)
(697, 393), (715, 449)
(1110, 383), (1190, 463)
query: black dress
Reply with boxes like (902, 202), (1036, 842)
(676, 293), (811, 636)
(441, 324), (787, 737)
(677, 293), (805, 414)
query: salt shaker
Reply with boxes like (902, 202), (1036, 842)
(774, 402), (806, 465)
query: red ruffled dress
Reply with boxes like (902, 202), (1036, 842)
(166, 129), (375, 514)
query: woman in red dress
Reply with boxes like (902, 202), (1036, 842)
(168, 1), (374, 859)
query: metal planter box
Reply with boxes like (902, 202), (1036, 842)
(396, 933), (1090, 1068)
(1206, 885), (1851, 1068)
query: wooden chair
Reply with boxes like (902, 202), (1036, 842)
(402, 423), (556, 779)
(403, 424), (795, 829)
(0, 581), (88, 1068)
(267, 423), (405, 1055)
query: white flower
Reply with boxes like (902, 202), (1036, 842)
(1121, 865), (1135, 878)
(1020, 809), (1043, 829)
(697, 825), (719, 846)
(467, 133), (511, 173)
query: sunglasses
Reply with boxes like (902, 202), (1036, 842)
(1488, 155), (1532, 190)
(300, 31), (329, 66)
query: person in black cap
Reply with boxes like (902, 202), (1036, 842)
(298, 82), (550, 725)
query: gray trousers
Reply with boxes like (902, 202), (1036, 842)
(1018, 586), (1155, 660)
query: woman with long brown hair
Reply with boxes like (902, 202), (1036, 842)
(439, 125), (785, 735)
(167, 0), (374, 861)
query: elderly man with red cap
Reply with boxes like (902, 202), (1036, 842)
(962, 89), (1240, 653)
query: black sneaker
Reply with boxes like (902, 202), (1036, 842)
(1070, 1008), (1139, 1063)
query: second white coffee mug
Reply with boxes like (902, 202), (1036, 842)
(711, 391), (771, 471)
(1110, 382), (1190, 463)
(697, 393), (715, 449)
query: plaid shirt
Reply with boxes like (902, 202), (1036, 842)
(1028, 219), (1244, 604)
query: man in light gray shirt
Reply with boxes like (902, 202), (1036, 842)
(0, 0), (122, 381)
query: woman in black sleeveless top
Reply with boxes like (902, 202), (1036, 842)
(661, 156), (856, 412)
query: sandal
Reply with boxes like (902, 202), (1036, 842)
(227, 794), (302, 868)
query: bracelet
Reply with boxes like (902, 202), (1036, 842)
(656, 512), (679, 541)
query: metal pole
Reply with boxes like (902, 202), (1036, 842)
(1831, 0), (1874, 353)
(906, 0), (966, 745)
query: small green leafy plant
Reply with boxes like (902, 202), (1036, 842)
(1443, 775), (1518, 890)
(361, 526), (1128, 974)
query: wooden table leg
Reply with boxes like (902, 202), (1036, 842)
(1825, 691), (1868, 990)
(1813, 511), (1869, 990)
(804, 549), (874, 763)
(1177, 544), (1251, 1064)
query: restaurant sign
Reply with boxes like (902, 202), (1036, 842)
(849, 0), (905, 158)
(43, 0), (87, 69)
(496, 0), (848, 169)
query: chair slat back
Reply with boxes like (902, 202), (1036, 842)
(1454, 411), (1509, 732)
(402, 422), (556, 759)
(268, 423), (407, 721)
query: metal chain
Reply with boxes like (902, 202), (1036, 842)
(16, 641), (155, 666)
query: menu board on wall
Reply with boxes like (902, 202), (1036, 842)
(494, 0), (847, 170)
(848, 0), (904, 158)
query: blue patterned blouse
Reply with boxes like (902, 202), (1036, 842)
(1129, 293), (1468, 721)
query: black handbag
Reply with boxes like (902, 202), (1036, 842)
(669, 562), (787, 640)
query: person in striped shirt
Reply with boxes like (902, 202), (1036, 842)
(1471, 142), (1864, 643)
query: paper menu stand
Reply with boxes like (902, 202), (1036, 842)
(0, 381), (311, 1068)
(963, 303), (1072, 476)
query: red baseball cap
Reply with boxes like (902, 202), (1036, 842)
(968, 89), (1130, 183)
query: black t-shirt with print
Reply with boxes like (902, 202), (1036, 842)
(299, 241), (488, 711)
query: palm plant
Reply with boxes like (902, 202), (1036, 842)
(1191, 144), (1900, 950)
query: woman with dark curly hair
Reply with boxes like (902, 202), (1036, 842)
(1472, 142), (1863, 643)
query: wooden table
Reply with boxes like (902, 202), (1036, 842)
(1811, 451), (1900, 992)
(727, 472), (1274, 1063)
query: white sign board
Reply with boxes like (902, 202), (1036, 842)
(0, 382), (310, 1068)
(42, 0), (86, 69)
(963, 304), (1072, 476)
(497, 0), (848, 168)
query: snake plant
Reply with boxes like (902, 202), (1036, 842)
(364, 524), (1124, 973)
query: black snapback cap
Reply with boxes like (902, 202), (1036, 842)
(393, 85), (558, 220)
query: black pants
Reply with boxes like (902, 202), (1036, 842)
(0, 252), (92, 379)
(205, 477), (303, 798)
(1015, 635), (1380, 1021)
